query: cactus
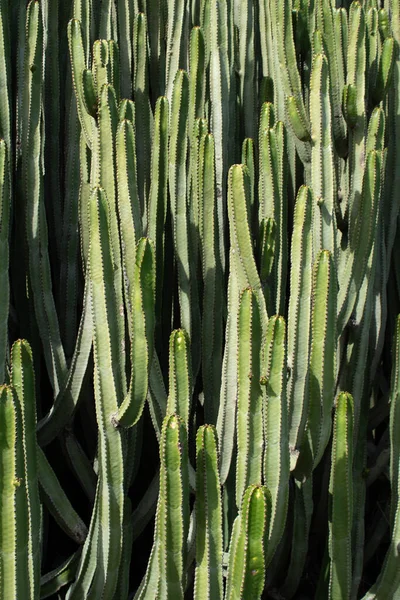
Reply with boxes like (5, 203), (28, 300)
(1, 1), (400, 599)
(194, 425), (223, 599)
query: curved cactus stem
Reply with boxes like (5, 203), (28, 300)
(194, 425), (223, 600)
(36, 278), (93, 446)
(23, 2), (67, 396)
(132, 470), (159, 541)
(63, 428), (97, 503)
(67, 187), (125, 599)
(40, 550), (82, 599)
(37, 446), (88, 544)
(116, 238), (156, 428)
(328, 392), (354, 600)
(280, 477), (313, 599)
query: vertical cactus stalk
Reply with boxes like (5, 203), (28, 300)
(166, 329), (192, 429)
(310, 52), (337, 259)
(133, 13), (153, 222)
(338, 150), (381, 335)
(218, 164), (266, 485)
(97, 83), (127, 399)
(227, 164), (266, 317)
(137, 415), (190, 599)
(328, 392), (354, 600)
(169, 69), (201, 376)
(200, 133), (223, 424)
(361, 315), (400, 598)
(165, 0), (186, 102)
(188, 26), (205, 143)
(0, 386), (31, 599)
(262, 316), (289, 565)
(281, 477), (313, 599)
(10, 340), (41, 599)
(236, 288), (263, 508)
(237, 0), (256, 140)
(225, 485), (271, 600)
(0, 140), (9, 382)
(115, 238), (156, 428)
(0, 0), (11, 383)
(116, 117), (142, 298)
(259, 115), (288, 315)
(67, 19), (95, 149)
(194, 425), (223, 600)
(147, 96), (169, 327)
(298, 250), (336, 478)
(259, 217), (277, 314)
(22, 1), (67, 395)
(116, 0), (133, 98)
(209, 0), (230, 277)
(216, 250), (240, 485)
(287, 186), (314, 470)
(59, 96), (81, 358)
(67, 188), (125, 599)
(316, 0), (347, 156)
(346, 1), (366, 236)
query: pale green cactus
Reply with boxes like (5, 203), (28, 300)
(262, 316), (289, 565)
(328, 392), (354, 600)
(225, 485), (271, 600)
(166, 329), (192, 428)
(115, 238), (156, 428)
(136, 414), (189, 600)
(236, 288), (263, 507)
(194, 425), (223, 600)
(7, 340), (41, 600)
(0, 1), (400, 599)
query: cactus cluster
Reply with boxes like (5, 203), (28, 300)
(0, 0), (400, 598)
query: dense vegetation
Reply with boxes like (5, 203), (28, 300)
(0, 0), (400, 598)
